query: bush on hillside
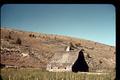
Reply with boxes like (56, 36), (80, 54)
(16, 38), (22, 45)
(29, 34), (36, 38)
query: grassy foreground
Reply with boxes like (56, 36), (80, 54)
(0, 68), (115, 80)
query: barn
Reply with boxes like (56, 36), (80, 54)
(46, 47), (89, 72)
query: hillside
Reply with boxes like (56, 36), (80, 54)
(0, 28), (115, 72)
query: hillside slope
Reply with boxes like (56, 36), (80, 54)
(0, 28), (115, 72)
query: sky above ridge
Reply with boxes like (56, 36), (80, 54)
(1, 4), (115, 46)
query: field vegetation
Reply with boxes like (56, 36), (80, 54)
(0, 68), (115, 80)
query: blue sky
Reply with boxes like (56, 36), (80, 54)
(1, 4), (115, 46)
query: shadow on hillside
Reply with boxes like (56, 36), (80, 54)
(72, 49), (89, 72)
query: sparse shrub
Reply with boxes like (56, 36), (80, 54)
(16, 38), (22, 45)
(32, 34), (35, 37)
(6, 39), (9, 41)
(75, 43), (81, 47)
(99, 60), (102, 64)
(8, 35), (12, 39)
(4, 36), (8, 39)
(29, 34), (32, 37)
(29, 34), (36, 38)
(90, 47), (94, 50)
(4, 35), (12, 41)
(54, 36), (57, 40)
(42, 36), (46, 39)
(70, 42), (75, 48)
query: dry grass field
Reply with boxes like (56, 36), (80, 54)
(0, 68), (115, 80)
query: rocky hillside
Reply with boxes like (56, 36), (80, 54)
(0, 28), (115, 71)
